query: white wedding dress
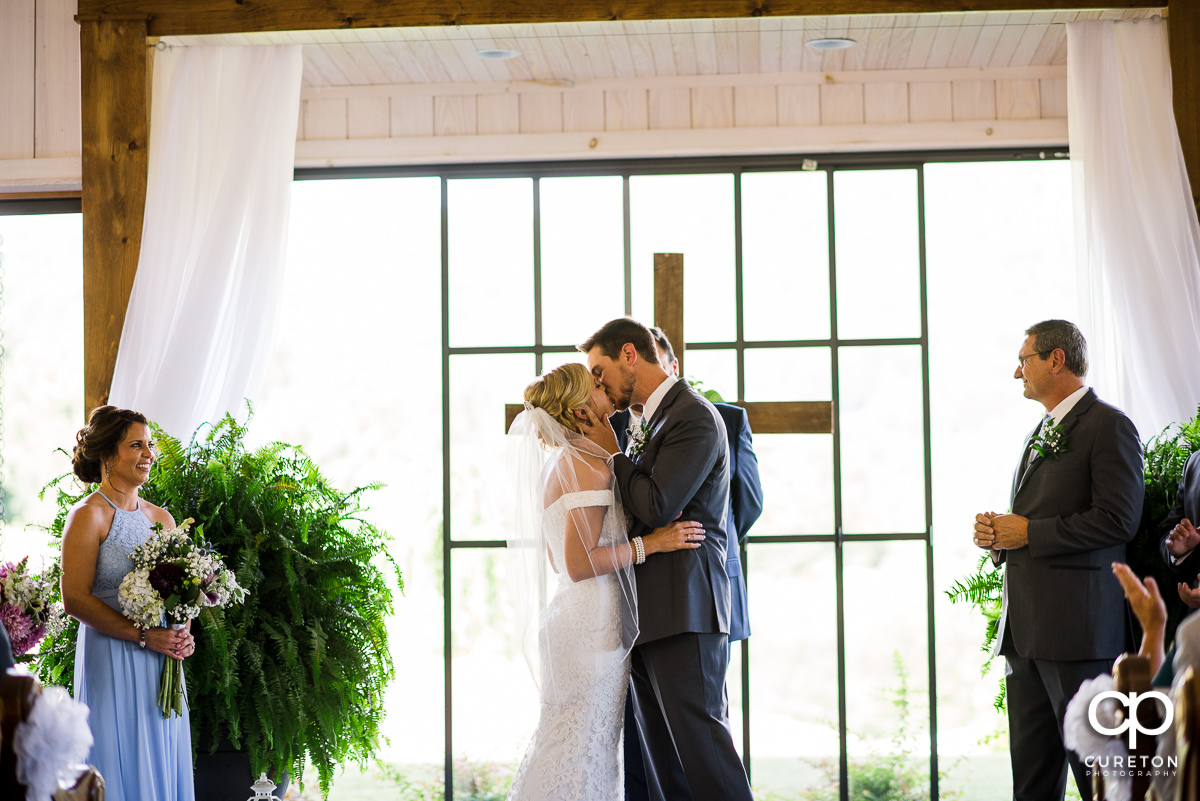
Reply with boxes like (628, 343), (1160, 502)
(506, 489), (630, 801)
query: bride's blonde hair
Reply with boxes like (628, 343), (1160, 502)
(524, 363), (593, 436)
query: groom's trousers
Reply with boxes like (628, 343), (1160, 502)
(629, 632), (752, 801)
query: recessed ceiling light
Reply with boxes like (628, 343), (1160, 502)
(805, 38), (857, 51)
(475, 49), (521, 60)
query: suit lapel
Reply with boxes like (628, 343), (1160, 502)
(1012, 426), (1037, 501)
(1013, 389), (1097, 496)
(646, 381), (687, 428)
(639, 382), (689, 463)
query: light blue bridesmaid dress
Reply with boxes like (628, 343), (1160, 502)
(73, 491), (194, 801)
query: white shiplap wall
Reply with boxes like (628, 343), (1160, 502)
(2, 4), (1113, 192)
(0, 0), (81, 193)
(294, 67), (1068, 167)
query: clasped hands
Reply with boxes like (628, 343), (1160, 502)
(145, 624), (195, 661)
(1164, 518), (1200, 609)
(972, 511), (1029, 551)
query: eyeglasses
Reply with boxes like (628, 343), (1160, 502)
(1017, 350), (1053, 369)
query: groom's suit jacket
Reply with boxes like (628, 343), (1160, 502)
(993, 388), (1143, 661)
(613, 402), (762, 642)
(612, 381), (732, 645)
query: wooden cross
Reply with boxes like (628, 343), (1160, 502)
(505, 253), (834, 436)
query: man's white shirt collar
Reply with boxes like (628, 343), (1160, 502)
(1046, 385), (1089, 426)
(640, 376), (676, 425)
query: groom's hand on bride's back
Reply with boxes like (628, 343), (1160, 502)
(580, 407), (620, 455)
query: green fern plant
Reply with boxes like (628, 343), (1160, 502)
(945, 555), (1005, 711)
(34, 410), (402, 795)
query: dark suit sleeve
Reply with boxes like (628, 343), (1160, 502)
(1026, 411), (1144, 558)
(730, 411), (763, 542)
(612, 410), (631, 454)
(1159, 452), (1200, 573)
(613, 411), (722, 528)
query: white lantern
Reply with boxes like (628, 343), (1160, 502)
(247, 772), (277, 800)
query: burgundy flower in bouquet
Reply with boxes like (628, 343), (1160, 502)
(0, 558), (63, 656)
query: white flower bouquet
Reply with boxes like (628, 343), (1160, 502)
(0, 557), (65, 657)
(118, 518), (246, 718)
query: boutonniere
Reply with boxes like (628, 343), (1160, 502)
(627, 420), (651, 459)
(1030, 419), (1069, 460)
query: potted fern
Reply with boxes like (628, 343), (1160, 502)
(35, 411), (402, 797)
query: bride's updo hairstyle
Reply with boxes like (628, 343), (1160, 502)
(72, 406), (149, 484)
(524, 363), (593, 436)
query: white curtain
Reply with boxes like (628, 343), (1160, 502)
(1068, 18), (1200, 439)
(109, 45), (303, 440)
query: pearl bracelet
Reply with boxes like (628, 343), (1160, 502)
(138, 627), (147, 649)
(632, 536), (646, 565)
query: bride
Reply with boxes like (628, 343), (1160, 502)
(506, 363), (704, 801)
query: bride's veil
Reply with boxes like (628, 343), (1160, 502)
(506, 403), (638, 705)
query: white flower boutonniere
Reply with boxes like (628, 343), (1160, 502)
(627, 420), (651, 459)
(1030, 420), (1069, 460)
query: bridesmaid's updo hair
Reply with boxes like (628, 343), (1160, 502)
(72, 406), (149, 484)
(524, 363), (594, 436)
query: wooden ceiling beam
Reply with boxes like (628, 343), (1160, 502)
(76, 1), (1154, 37)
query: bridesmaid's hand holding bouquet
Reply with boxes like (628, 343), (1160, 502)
(118, 519), (246, 718)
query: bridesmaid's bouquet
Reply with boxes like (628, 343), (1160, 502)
(0, 557), (64, 656)
(118, 519), (246, 718)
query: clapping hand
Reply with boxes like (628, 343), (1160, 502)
(1113, 562), (1167, 674)
(1179, 572), (1200, 609)
(1165, 518), (1200, 558)
(1113, 563), (1166, 634)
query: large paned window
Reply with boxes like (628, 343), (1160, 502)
(0, 152), (1079, 801)
(0, 209), (84, 565)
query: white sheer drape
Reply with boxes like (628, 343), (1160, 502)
(1068, 18), (1200, 438)
(109, 45), (303, 439)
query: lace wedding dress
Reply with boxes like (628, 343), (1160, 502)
(506, 489), (630, 801)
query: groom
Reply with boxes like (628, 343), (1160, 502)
(580, 317), (754, 801)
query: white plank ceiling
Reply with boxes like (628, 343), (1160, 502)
(161, 8), (1164, 88)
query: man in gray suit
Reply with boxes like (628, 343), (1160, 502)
(973, 319), (1143, 801)
(614, 327), (764, 801)
(580, 317), (754, 801)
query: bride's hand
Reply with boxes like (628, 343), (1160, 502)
(644, 521), (705, 555)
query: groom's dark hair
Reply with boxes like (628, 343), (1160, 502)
(579, 318), (658, 363)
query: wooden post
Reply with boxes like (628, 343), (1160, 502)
(79, 18), (151, 417)
(654, 253), (684, 380)
(1171, 1), (1200, 214)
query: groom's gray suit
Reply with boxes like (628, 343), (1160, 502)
(994, 388), (1143, 799)
(611, 379), (753, 801)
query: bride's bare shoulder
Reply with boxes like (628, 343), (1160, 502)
(543, 451), (609, 501)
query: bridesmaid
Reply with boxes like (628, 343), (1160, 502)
(61, 406), (195, 801)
